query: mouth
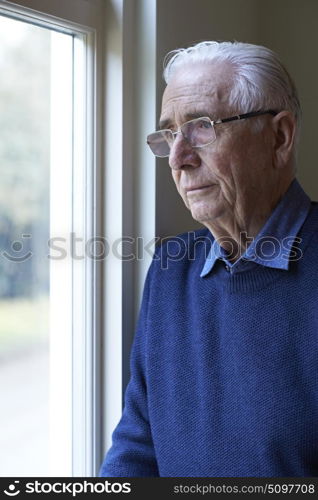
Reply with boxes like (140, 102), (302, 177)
(186, 184), (215, 194)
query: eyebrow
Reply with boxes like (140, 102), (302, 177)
(158, 111), (212, 130)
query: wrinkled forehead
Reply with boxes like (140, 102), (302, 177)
(160, 61), (235, 126)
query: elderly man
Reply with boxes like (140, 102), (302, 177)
(100, 41), (318, 477)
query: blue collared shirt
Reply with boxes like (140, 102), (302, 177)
(200, 179), (311, 277)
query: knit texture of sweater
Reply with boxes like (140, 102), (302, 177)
(100, 203), (318, 477)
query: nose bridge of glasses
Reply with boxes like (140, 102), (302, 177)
(168, 132), (195, 168)
(168, 128), (188, 152)
(170, 125), (194, 151)
(172, 128), (185, 139)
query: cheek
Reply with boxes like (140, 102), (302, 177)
(171, 171), (191, 207)
(171, 171), (182, 193)
(200, 149), (235, 185)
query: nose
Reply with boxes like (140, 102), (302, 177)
(168, 133), (201, 170)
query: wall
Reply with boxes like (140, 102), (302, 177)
(155, 0), (318, 238)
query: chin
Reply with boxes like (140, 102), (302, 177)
(189, 202), (224, 224)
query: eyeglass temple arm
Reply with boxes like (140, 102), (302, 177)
(214, 109), (278, 125)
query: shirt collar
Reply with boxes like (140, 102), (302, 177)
(200, 179), (311, 277)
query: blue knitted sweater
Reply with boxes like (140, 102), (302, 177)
(100, 203), (318, 477)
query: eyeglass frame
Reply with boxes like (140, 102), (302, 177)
(147, 109), (278, 158)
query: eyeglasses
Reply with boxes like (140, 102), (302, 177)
(146, 109), (278, 158)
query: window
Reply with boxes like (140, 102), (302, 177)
(0, 15), (70, 477)
(0, 0), (157, 478)
(0, 0), (104, 477)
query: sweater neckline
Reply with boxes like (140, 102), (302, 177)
(202, 202), (318, 294)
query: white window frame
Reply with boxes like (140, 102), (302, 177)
(0, 0), (157, 477)
(0, 0), (104, 477)
(102, 0), (156, 461)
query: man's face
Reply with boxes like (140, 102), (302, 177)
(160, 62), (276, 229)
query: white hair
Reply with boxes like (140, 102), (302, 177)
(163, 41), (301, 162)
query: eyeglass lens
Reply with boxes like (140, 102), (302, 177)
(147, 117), (216, 157)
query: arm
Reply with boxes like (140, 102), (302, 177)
(99, 265), (159, 477)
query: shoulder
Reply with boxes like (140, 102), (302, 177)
(155, 227), (211, 255)
(150, 227), (212, 274)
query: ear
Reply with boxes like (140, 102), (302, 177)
(271, 111), (297, 168)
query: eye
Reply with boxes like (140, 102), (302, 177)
(198, 119), (212, 129)
(162, 130), (174, 145)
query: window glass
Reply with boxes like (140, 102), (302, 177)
(0, 15), (73, 476)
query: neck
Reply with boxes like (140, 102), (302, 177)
(203, 177), (294, 262)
